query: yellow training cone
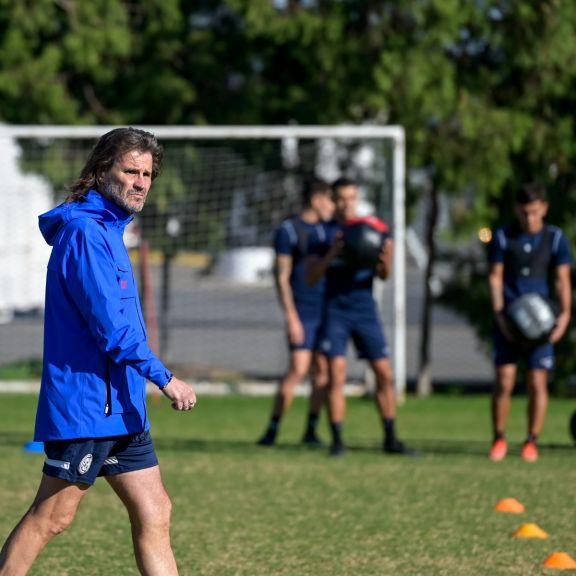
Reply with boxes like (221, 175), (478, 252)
(494, 498), (525, 514)
(542, 552), (576, 570)
(512, 523), (549, 539)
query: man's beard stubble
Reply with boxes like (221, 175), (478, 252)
(102, 181), (144, 215)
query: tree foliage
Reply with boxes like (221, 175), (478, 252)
(3, 0), (576, 386)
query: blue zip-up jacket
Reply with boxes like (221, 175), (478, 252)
(35, 190), (172, 441)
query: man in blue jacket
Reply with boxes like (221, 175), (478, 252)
(0, 128), (197, 576)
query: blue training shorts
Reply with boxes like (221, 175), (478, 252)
(492, 325), (555, 371)
(289, 302), (324, 351)
(319, 302), (389, 360)
(42, 430), (158, 486)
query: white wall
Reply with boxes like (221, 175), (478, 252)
(0, 133), (52, 321)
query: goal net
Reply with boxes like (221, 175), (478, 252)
(0, 125), (406, 395)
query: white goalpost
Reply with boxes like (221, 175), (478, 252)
(0, 124), (407, 397)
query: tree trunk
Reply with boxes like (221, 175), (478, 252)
(139, 239), (159, 355)
(417, 181), (439, 396)
(159, 250), (173, 359)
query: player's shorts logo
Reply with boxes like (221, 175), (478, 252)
(321, 339), (331, 352)
(78, 454), (93, 475)
(539, 356), (554, 370)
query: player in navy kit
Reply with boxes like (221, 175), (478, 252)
(258, 178), (334, 446)
(307, 178), (414, 457)
(488, 183), (571, 462)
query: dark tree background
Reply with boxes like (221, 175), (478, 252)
(3, 0), (576, 391)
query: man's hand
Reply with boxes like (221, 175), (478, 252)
(549, 311), (570, 344)
(495, 311), (515, 342)
(305, 232), (344, 286)
(376, 238), (393, 279)
(326, 231), (344, 263)
(161, 377), (197, 411)
(287, 315), (304, 346)
(378, 239), (392, 264)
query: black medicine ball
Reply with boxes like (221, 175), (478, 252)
(505, 292), (557, 344)
(341, 216), (388, 269)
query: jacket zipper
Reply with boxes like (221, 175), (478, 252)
(105, 360), (111, 415)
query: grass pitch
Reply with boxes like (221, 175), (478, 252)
(0, 393), (574, 576)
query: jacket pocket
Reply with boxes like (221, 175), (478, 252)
(108, 360), (139, 414)
(116, 264), (146, 337)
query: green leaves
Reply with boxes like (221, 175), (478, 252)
(3, 1), (576, 232)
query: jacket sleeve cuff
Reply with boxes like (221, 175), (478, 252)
(158, 373), (173, 391)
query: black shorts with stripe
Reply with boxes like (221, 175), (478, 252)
(42, 430), (158, 486)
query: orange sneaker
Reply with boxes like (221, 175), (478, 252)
(521, 440), (539, 462)
(489, 438), (508, 461)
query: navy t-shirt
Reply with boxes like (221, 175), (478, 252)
(489, 223), (571, 304)
(308, 219), (391, 310)
(274, 216), (326, 309)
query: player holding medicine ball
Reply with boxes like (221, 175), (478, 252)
(488, 183), (571, 462)
(307, 178), (415, 457)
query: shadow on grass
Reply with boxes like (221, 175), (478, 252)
(2, 432), (572, 460)
(154, 436), (576, 458)
(403, 438), (575, 457)
(3, 430), (571, 458)
(0, 431), (36, 448)
(154, 436), (326, 455)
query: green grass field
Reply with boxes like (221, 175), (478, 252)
(0, 393), (574, 576)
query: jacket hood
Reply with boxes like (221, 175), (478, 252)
(39, 189), (133, 246)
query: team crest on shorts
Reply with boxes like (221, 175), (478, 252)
(78, 454), (93, 475)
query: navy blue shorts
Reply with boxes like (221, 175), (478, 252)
(492, 325), (555, 371)
(319, 303), (389, 360)
(289, 303), (323, 351)
(43, 430), (158, 486)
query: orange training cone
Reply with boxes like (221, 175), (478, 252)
(512, 523), (549, 539)
(494, 498), (525, 514)
(542, 552), (576, 570)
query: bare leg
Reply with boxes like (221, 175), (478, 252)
(258, 350), (313, 444)
(326, 356), (347, 454)
(492, 364), (517, 437)
(106, 466), (177, 576)
(271, 350), (313, 418)
(0, 475), (89, 576)
(370, 358), (414, 454)
(370, 358), (396, 420)
(328, 356), (347, 424)
(526, 369), (548, 437)
(299, 352), (330, 444)
(308, 352), (329, 415)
